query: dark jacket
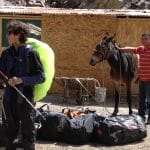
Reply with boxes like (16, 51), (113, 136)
(0, 45), (45, 102)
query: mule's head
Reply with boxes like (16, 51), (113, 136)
(90, 33), (116, 66)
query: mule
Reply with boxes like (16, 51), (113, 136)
(90, 34), (138, 115)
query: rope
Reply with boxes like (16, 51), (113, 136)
(100, 48), (122, 115)
(118, 51), (122, 112)
(100, 61), (112, 115)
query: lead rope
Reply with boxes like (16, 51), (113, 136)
(118, 51), (122, 114)
(100, 61), (112, 115)
(100, 51), (122, 115)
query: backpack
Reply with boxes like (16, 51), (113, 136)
(26, 38), (55, 102)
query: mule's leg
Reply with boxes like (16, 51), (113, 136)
(126, 83), (133, 115)
(112, 88), (119, 116)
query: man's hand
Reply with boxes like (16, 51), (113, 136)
(8, 76), (23, 87)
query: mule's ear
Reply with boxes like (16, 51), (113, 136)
(105, 32), (109, 36)
(111, 33), (116, 39)
(106, 33), (116, 42)
(102, 32), (109, 41)
(102, 36), (108, 41)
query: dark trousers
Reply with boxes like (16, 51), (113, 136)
(138, 81), (150, 120)
(3, 97), (36, 150)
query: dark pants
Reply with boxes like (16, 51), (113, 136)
(138, 81), (150, 120)
(3, 97), (36, 150)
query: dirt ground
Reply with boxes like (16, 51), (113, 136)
(1, 93), (150, 150)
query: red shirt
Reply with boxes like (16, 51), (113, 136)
(133, 46), (150, 81)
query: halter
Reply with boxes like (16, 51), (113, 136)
(95, 41), (113, 61)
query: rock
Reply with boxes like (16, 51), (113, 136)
(0, 0), (149, 9)
(122, 0), (150, 9)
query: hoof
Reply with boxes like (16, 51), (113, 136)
(129, 110), (133, 115)
(112, 111), (118, 116)
(112, 109), (118, 116)
(111, 113), (117, 116)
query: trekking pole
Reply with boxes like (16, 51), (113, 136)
(0, 71), (45, 119)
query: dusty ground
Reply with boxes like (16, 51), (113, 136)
(1, 93), (150, 150)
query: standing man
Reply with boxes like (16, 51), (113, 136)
(117, 33), (150, 124)
(0, 20), (45, 150)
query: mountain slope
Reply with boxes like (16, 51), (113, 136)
(1, 0), (150, 9)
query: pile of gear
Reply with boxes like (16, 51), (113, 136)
(0, 104), (147, 147)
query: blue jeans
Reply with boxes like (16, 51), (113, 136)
(138, 81), (150, 120)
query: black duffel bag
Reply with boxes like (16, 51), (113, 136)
(63, 113), (96, 145)
(36, 105), (97, 144)
(36, 110), (69, 141)
(94, 114), (147, 145)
